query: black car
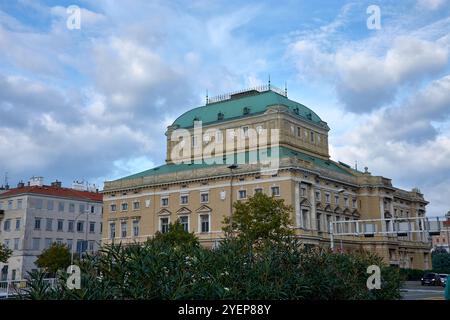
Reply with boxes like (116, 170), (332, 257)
(421, 273), (442, 286)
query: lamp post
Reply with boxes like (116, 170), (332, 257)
(227, 164), (238, 216)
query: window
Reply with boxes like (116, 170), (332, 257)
(352, 199), (357, 208)
(110, 204), (117, 212)
(13, 238), (19, 250)
(57, 220), (64, 231)
(67, 239), (73, 251)
(17, 199), (23, 209)
(79, 204), (85, 214)
(46, 218), (53, 231)
(89, 222), (95, 233)
(160, 217), (169, 234)
(326, 215), (332, 232)
(32, 238), (40, 251)
(301, 209), (309, 229)
(34, 218), (41, 230)
(47, 200), (54, 211)
(290, 125), (295, 135)
(344, 197), (349, 207)
(325, 193), (330, 203)
(300, 187), (306, 197)
(88, 241), (95, 252)
(200, 192), (209, 203)
(242, 126), (249, 137)
(254, 188), (263, 195)
(3, 219), (11, 231)
(109, 223), (116, 239)
(68, 220), (74, 232)
(310, 131), (315, 143)
(121, 203), (128, 211)
(56, 238), (63, 245)
(133, 220), (139, 237)
(297, 127), (301, 137)
(15, 218), (20, 231)
(69, 203), (75, 213)
(238, 190), (247, 199)
(58, 202), (64, 212)
(161, 197), (169, 207)
(179, 216), (189, 232)
(76, 221), (84, 233)
(317, 213), (322, 231)
(200, 214), (210, 233)
(334, 195), (339, 205)
(271, 186), (280, 196)
(4, 239), (10, 249)
(315, 190), (321, 201)
(45, 238), (52, 249)
(180, 195), (189, 204)
(76, 240), (86, 253)
(7, 200), (13, 210)
(133, 201), (140, 210)
(90, 205), (95, 214)
(121, 221), (127, 238)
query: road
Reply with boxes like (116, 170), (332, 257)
(401, 281), (445, 300)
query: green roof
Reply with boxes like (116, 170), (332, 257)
(172, 90), (325, 129)
(115, 147), (353, 182)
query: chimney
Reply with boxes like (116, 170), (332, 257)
(17, 181), (25, 188)
(29, 176), (44, 187)
(51, 180), (62, 188)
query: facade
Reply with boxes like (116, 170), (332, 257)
(0, 178), (103, 281)
(102, 86), (431, 269)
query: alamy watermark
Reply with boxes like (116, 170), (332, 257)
(66, 264), (81, 290)
(366, 265), (381, 290)
(66, 5), (81, 30)
(366, 5), (381, 30)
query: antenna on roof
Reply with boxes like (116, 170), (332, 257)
(284, 82), (288, 97)
(205, 89), (209, 105)
(355, 160), (358, 171)
(4, 172), (9, 189)
(268, 74), (271, 90)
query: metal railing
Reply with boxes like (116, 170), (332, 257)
(0, 278), (56, 299)
(206, 85), (286, 104)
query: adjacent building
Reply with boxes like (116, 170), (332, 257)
(432, 212), (450, 253)
(0, 177), (103, 281)
(102, 85), (431, 269)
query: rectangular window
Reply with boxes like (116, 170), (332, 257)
(121, 221), (127, 238)
(238, 190), (247, 199)
(17, 199), (23, 209)
(76, 240), (86, 253)
(55, 238), (63, 245)
(180, 195), (189, 204)
(88, 240), (95, 252)
(34, 218), (41, 230)
(7, 200), (13, 210)
(46, 218), (53, 231)
(310, 131), (315, 143)
(79, 204), (85, 214)
(297, 127), (301, 137)
(66, 239), (73, 251)
(161, 197), (169, 207)
(352, 199), (357, 208)
(76, 221), (84, 233)
(89, 222), (95, 233)
(47, 200), (54, 211)
(179, 216), (189, 232)
(254, 188), (263, 194)
(160, 217), (169, 234)
(14, 238), (19, 250)
(133, 220), (139, 237)
(325, 193), (330, 203)
(242, 126), (249, 137)
(110, 204), (117, 212)
(4, 239), (10, 250)
(344, 197), (349, 207)
(315, 191), (321, 201)
(69, 203), (75, 213)
(3, 219), (11, 231)
(271, 186), (280, 196)
(301, 187), (306, 197)
(57, 219), (64, 231)
(45, 238), (52, 249)
(35, 199), (43, 210)
(109, 223), (116, 239)
(335, 195), (339, 205)
(200, 214), (210, 233)
(326, 215), (332, 232)
(58, 202), (64, 212)
(133, 201), (140, 210)
(301, 209), (309, 229)
(90, 205), (95, 214)
(121, 203), (128, 211)
(15, 218), (20, 231)
(32, 238), (40, 251)
(200, 192), (209, 203)
(68, 220), (74, 232)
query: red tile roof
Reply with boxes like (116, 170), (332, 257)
(0, 185), (102, 202)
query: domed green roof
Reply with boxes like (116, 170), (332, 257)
(172, 89), (326, 129)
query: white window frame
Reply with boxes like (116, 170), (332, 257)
(198, 213), (210, 233)
(180, 194), (189, 205)
(160, 216), (170, 233)
(271, 186), (280, 197)
(133, 200), (140, 210)
(110, 203), (117, 212)
(161, 196), (169, 207)
(200, 192), (209, 204)
(178, 215), (190, 232)
(121, 202), (128, 211)
(254, 187), (263, 195)
(238, 189), (247, 200)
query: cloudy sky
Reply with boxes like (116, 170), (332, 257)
(0, 0), (449, 215)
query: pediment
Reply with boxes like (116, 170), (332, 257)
(196, 205), (212, 213)
(177, 207), (192, 215)
(158, 208), (171, 216)
(324, 204), (332, 212)
(352, 209), (360, 217)
(343, 208), (351, 215)
(300, 198), (311, 207)
(334, 206), (342, 214)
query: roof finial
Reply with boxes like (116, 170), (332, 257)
(284, 81), (288, 97)
(268, 74), (271, 90)
(205, 89), (209, 105)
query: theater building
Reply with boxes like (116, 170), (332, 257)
(102, 85), (431, 269)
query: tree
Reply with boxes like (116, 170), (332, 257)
(153, 220), (199, 247)
(35, 243), (71, 275)
(432, 251), (450, 273)
(222, 192), (294, 244)
(0, 243), (12, 263)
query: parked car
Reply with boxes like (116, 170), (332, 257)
(439, 274), (448, 287)
(421, 273), (442, 286)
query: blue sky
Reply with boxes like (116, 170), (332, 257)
(0, 0), (450, 215)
